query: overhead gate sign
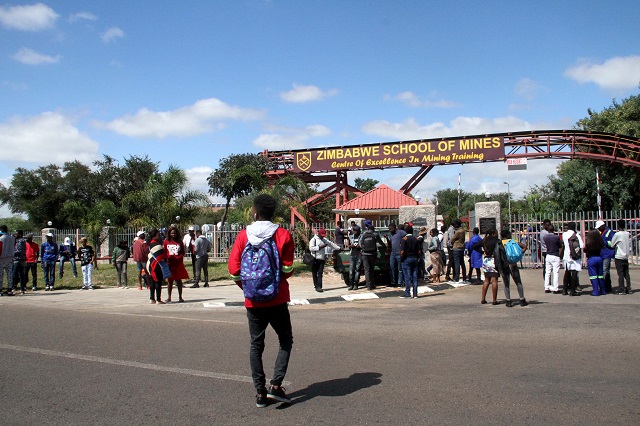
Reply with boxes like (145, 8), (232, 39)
(292, 136), (505, 173)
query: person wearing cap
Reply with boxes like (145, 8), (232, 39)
(25, 233), (40, 291)
(359, 220), (386, 291)
(78, 237), (95, 290)
(41, 233), (58, 291)
(386, 223), (406, 288)
(596, 220), (615, 293)
(132, 231), (148, 290)
(346, 224), (362, 290)
(309, 228), (339, 292)
(0, 225), (15, 295)
(183, 226), (197, 285)
(58, 236), (78, 279)
(334, 221), (347, 249)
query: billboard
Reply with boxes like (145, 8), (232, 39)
(292, 136), (505, 173)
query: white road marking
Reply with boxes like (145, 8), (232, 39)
(0, 343), (290, 385)
(288, 299), (310, 305)
(341, 293), (379, 301)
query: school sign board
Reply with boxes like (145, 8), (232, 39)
(292, 136), (505, 173)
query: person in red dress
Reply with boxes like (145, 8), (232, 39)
(163, 226), (190, 302)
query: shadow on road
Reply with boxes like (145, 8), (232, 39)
(282, 372), (382, 407)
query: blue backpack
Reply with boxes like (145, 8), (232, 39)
(505, 239), (523, 264)
(240, 237), (281, 302)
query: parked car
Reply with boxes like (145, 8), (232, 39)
(332, 230), (391, 285)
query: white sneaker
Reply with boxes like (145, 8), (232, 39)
(88, 286), (94, 290)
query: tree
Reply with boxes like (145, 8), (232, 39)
(354, 177), (379, 192)
(432, 188), (473, 224)
(207, 153), (270, 229)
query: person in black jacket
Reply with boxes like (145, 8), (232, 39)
(359, 220), (386, 291)
(400, 225), (421, 299)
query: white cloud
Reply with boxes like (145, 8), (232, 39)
(100, 98), (265, 138)
(101, 26), (125, 43)
(69, 12), (97, 23)
(13, 47), (61, 65)
(362, 116), (534, 141)
(185, 166), (213, 193)
(280, 84), (338, 103)
(385, 91), (459, 108)
(253, 124), (331, 150)
(564, 55), (640, 91)
(0, 3), (59, 31)
(0, 112), (99, 165)
(514, 78), (545, 101)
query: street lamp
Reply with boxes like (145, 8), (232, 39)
(414, 195), (421, 204)
(503, 182), (511, 227)
(106, 219), (111, 225)
(47, 221), (52, 227)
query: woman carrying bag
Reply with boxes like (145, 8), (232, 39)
(309, 228), (340, 293)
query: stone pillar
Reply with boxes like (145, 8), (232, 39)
(100, 226), (116, 261)
(399, 204), (437, 236)
(474, 201), (501, 234)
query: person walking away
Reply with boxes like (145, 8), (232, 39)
(112, 240), (130, 289)
(183, 227), (197, 284)
(228, 194), (295, 407)
(12, 230), (28, 294)
(25, 233), (40, 291)
(465, 227), (483, 283)
(0, 225), (15, 295)
(481, 229), (500, 305)
(163, 226), (190, 302)
(58, 237), (78, 279)
(360, 221), (386, 291)
(194, 230), (211, 288)
(41, 233), (58, 291)
(584, 229), (606, 296)
(146, 228), (167, 304)
(561, 222), (583, 296)
(346, 225), (362, 290)
(609, 219), (632, 295)
(543, 225), (562, 294)
(596, 220), (616, 293)
(417, 227), (428, 280)
(499, 230), (528, 307)
(444, 223), (455, 281)
(309, 228), (339, 292)
(400, 225), (421, 298)
(132, 231), (148, 290)
(78, 237), (95, 290)
(450, 219), (467, 284)
(386, 223), (406, 288)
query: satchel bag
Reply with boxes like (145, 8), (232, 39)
(150, 250), (172, 281)
(302, 252), (315, 266)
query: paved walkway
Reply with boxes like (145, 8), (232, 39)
(1, 267), (636, 310)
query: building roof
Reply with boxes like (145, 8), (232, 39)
(336, 184), (420, 211)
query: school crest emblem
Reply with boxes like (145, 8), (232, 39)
(296, 152), (312, 172)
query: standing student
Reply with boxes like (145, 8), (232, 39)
(12, 230), (27, 294)
(499, 230), (528, 307)
(163, 226), (190, 302)
(194, 230), (211, 288)
(78, 237), (95, 290)
(480, 229), (500, 305)
(596, 220), (616, 293)
(561, 222), (583, 296)
(25, 233), (39, 291)
(346, 225), (362, 290)
(450, 219), (467, 284)
(609, 219), (632, 295)
(543, 225), (562, 294)
(309, 228), (339, 292)
(539, 219), (551, 279)
(360, 221), (385, 291)
(132, 231), (148, 290)
(427, 228), (444, 283)
(386, 223), (406, 288)
(58, 237), (78, 279)
(0, 225), (15, 295)
(146, 228), (167, 304)
(400, 225), (421, 299)
(465, 227), (483, 283)
(183, 227), (197, 285)
(334, 221), (347, 249)
(41, 233), (58, 291)
(584, 229), (606, 296)
(228, 194), (295, 407)
(112, 240), (130, 289)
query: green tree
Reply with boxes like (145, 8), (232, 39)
(353, 177), (379, 192)
(207, 153), (270, 229)
(433, 188), (473, 224)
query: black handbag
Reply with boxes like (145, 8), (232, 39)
(302, 252), (315, 266)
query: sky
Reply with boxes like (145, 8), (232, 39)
(1, 1), (639, 216)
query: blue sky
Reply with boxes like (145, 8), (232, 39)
(1, 1), (639, 215)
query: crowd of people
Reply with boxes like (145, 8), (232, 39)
(0, 225), (212, 302)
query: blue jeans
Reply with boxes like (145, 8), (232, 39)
(349, 254), (362, 287)
(390, 253), (404, 286)
(42, 261), (56, 286)
(247, 303), (293, 392)
(59, 255), (77, 277)
(453, 249), (466, 281)
(402, 257), (419, 297)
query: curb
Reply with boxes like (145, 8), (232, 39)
(203, 282), (468, 308)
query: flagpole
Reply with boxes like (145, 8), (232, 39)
(596, 167), (602, 220)
(457, 173), (461, 218)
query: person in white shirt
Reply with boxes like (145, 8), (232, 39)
(309, 228), (339, 292)
(561, 222), (584, 296)
(609, 219), (632, 294)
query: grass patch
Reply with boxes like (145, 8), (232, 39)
(48, 260), (313, 290)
